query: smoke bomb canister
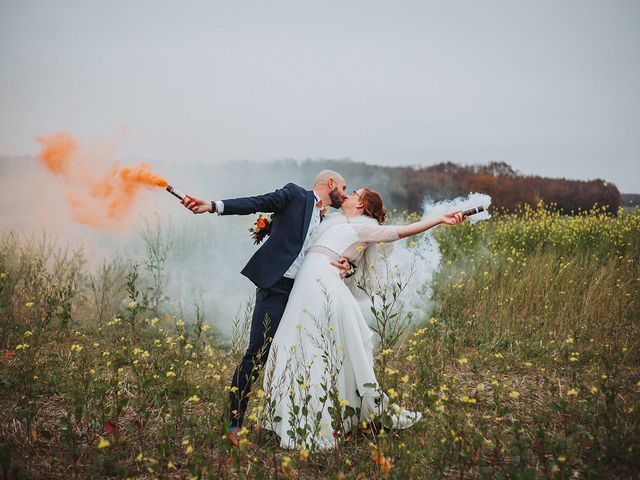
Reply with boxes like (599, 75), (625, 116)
(166, 185), (185, 201)
(461, 205), (485, 217)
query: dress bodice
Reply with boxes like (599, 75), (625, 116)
(310, 214), (400, 262)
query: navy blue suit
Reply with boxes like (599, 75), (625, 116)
(222, 183), (317, 289)
(221, 183), (316, 427)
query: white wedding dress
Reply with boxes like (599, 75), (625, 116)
(260, 213), (422, 450)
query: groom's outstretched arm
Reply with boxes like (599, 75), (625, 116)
(222, 183), (298, 216)
(181, 183), (298, 215)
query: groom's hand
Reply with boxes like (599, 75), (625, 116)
(331, 258), (354, 280)
(182, 195), (213, 214)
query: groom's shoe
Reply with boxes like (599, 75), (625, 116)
(228, 426), (239, 448)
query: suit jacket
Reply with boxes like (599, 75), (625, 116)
(221, 183), (316, 289)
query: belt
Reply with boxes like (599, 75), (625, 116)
(275, 276), (295, 288)
(308, 245), (341, 261)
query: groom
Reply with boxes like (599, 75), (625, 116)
(181, 170), (350, 445)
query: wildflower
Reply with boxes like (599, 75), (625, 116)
(295, 323), (302, 330)
(460, 395), (477, 404)
(97, 437), (111, 449)
(15, 343), (29, 350)
(202, 324), (210, 332)
(458, 357), (468, 365)
(188, 395), (200, 402)
(281, 455), (291, 468)
(557, 455), (567, 463)
(185, 343), (193, 350)
(299, 448), (310, 461)
(356, 245), (365, 252)
(494, 352), (504, 359)
(372, 452), (392, 474)
(339, 399), (349, 407)
(166, 371), (176, 378)
(401, 374), (409, 383)
(590, 386), (598, 394)
(567, 389), (579, 396)
(565, 337), (574, 344)
(176, 319), (185, 328)
(509, 391), (520, 399)
(381, 348), (393, 356)
(185, 445), (194, 455)
(387, 388), (398, 400)
(71, 344), (83, 353)
(409, 241), (417, 248)
(429, 317), (437, 325)
(25, 302), (34, 309)
(127, 301), (137, 310)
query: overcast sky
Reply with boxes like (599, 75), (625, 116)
(1, 0), (639, 192)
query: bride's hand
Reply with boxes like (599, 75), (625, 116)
(440, 211), (465, 225)
(331, 258), (353, 280)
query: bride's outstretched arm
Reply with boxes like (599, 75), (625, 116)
(397, 211), (464, 239)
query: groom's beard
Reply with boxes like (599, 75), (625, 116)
(329, 187), (344, 208)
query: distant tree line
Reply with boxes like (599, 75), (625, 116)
(288, 160), (623, 215)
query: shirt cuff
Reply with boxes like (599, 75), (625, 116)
(210, 200), (224, 215)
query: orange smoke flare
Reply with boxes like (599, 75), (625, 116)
(36, 131), (78, 175)
(35, 130), (169, 231)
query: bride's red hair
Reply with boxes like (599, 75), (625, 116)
(361, 188), (386, 224)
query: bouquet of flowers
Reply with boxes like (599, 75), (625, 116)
(249, 213), (273, 244)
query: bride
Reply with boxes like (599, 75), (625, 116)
(259, 188), (464, 450)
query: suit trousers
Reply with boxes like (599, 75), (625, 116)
(228, 276), (294, 428)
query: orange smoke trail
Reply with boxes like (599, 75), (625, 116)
(35, 131), (168, 231)
(36, 131), (78, 175)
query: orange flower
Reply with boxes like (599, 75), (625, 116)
(3, 351), (15, 358)
(256, 218), (267, 229)
(372, 453), (392, 474)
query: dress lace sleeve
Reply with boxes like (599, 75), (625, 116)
(354, 222), (400, 243)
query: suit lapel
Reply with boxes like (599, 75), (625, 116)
(301, 190), (315, 242)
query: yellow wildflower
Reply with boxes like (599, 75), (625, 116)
(97, 437), (111, 449)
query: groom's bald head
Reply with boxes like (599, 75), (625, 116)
(314, 170), (344, 188)
(313, 170), (347, 208)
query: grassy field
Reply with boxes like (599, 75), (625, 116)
(1, 205), (639, 479)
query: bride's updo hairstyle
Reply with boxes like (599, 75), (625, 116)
(360, 188), (386, 224)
